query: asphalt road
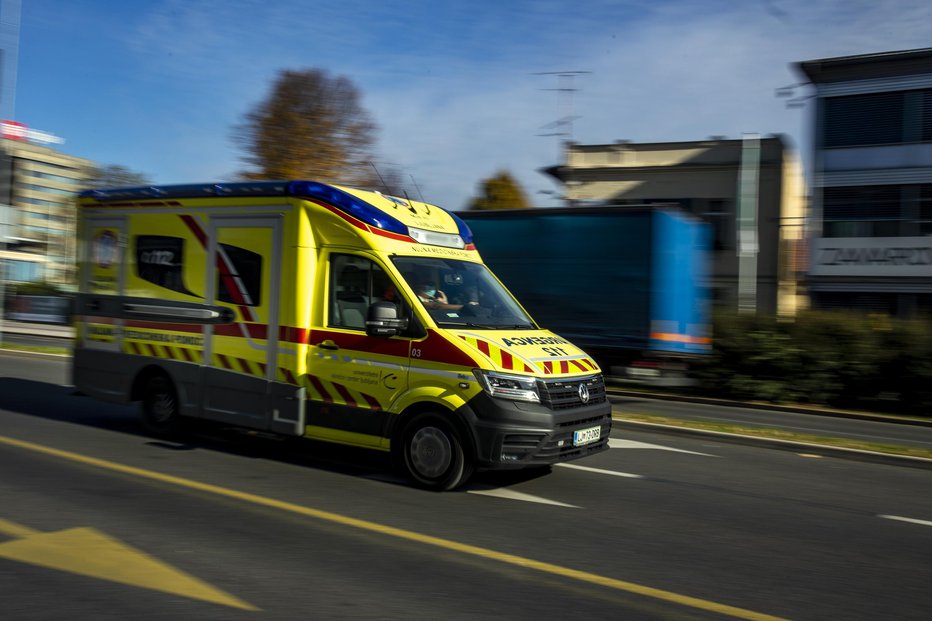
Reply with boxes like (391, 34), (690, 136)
(1, 352), (931, 620)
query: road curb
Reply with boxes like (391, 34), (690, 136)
(612, 417), (932, 470)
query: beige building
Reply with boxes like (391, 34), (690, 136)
(0, 127), (93, 286)
(543, 135), (807, 315)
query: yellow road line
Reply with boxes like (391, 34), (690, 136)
(0, 517), (41, 538)
(0, 434), (788, 621)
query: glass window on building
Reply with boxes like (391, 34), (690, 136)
(922, 90), (932, 142)
(822, 88), (932, 148)
(822, 185), (903, 237)
(823, 91), (905, 147)
(919, 184), (932, 236)
(702, 199), (733, 251)
(6, 259), (44, 282)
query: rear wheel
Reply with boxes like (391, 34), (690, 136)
(140, 373), (182, 437)
(397, 413), (473, 491)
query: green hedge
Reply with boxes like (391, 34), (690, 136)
(691, 309), (932, 414)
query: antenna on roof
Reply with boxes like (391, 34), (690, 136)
(409, 175), (425, 203)
(533, 70), (591, 158)
(368, 161), (390, 194)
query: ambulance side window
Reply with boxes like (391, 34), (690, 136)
(329, 254), (406, 331)
(135, 235), (195, 296)
(217, 243), (262, 307)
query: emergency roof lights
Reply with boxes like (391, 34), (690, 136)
(408, 227), (464, 249)
(287, 180), (411, 236)
(80, 180), (474, 247)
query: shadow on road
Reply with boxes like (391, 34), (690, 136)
(0, 377), (565, 491)
(0, 377), (393, 481)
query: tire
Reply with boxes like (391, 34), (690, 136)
(140, 373), (182, 437)
(397, 413), (473, 491)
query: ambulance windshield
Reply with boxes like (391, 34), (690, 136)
(393, 257), (536, 329)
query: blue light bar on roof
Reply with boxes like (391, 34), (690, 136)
(79, 182), (292, 202)
(448, 211), (474, 246)
(79, 180), (470, 243)
(285, 181), (408, 237)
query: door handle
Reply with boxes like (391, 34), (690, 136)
(319, 340), (339, 350)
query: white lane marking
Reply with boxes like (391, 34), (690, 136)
(467, 488), (579, 508)
(879, 514), (932, 528)
(554, 463), (643, 478)
(609, 438), (715, 456)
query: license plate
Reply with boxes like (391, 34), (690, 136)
(573, 425), (601, 447)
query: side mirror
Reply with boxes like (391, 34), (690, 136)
(366, 300), (409, 337)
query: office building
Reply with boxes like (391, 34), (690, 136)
(796, 47), (932, 316)
(0, 121), (93, 286)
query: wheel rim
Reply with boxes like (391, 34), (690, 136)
(408, 426), (453, 480)
(148, 383), (176, 423)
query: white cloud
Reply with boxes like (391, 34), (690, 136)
(26, 0), (932, 208)
(367, 0), (932, 208)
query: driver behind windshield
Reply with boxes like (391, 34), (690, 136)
(414, 275), (450, 306)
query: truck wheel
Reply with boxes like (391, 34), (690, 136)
(141, 373), (182, 437)
(398, 413), (473, 491)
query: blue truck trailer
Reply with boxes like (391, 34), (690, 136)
(457, 205), (711, 374)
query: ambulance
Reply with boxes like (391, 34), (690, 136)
(72, 181), (612, 490)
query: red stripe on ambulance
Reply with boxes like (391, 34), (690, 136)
(361, 393), (382, 410)
(419, 330), (479, 367)
(334, 384), (357, 407)
(308, 375), (333, 402)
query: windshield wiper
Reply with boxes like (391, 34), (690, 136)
(436, 321), (498, 329)
(436, 321), (535, 330)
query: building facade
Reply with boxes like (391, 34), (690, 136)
(543, 135), (806, 315)
(796, 48), (932, 316)
(0, 124), (93, 286)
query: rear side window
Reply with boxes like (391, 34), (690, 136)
(217, 243), (262, 307)
(135, 235), (194, 296)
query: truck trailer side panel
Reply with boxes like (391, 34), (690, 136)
(458, 206), (711, 364)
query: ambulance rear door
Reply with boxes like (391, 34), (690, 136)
(72, 216), (128, 400)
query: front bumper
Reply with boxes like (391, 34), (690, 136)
(461, 389), (613, 469)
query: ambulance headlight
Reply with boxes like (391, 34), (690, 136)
(473, 370), (540, 403)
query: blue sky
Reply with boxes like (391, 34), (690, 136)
(10, 0), (932, 209)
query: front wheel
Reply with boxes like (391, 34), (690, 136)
(140, 373), (182, 437)
(396, 413), (473, 491)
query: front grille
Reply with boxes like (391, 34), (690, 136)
(539, 374), (607, 410)
(502, 433), (546, 451)
(537, 434), (610, 460)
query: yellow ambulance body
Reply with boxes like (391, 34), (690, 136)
(73, 181), (612, 489)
